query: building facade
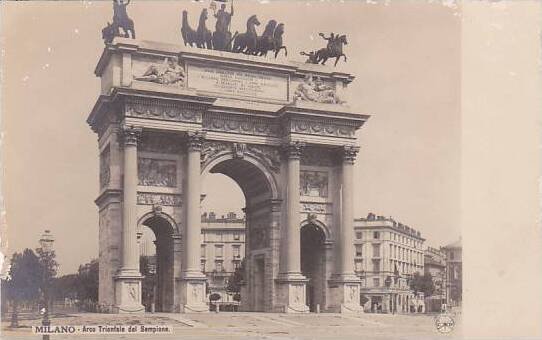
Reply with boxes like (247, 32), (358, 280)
(200, 212), (246, 308)
(423, 246), (446, 312)
(442, 239), (462, 308)
(354, 213), (425, 313)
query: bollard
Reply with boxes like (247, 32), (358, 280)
(316, 304), (320, 314)
(151, 303), (155, 313)
(216, 303), (220, 313)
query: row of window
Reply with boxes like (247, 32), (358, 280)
(201, 259), (241, 272)
(201, 244), (242, 258)
(201, 232), (242, 242)
(355, 230), (422, 249)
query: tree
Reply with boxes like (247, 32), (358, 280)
(35, 246), (59, 311)
(5, 249), (42, 327)
(226, 260), (244, 294)
(75, 259), (99, 302)
(409, 272), (435, 297)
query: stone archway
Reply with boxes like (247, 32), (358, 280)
(138, 213), (176, 312)
(89, 39), (369, 314)
(202, 147), (279, 312)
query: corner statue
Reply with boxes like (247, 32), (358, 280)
(134, 57), (186, 86)
(212, 2), (235, 51)
(304, 32), (348, 66)
(102, 0), (135, 43)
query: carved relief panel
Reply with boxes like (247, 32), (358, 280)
(300, 171), (328, 198)
(100, 146), (111, 189)
(138, 158), (177, 187)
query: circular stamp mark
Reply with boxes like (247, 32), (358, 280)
(434, 313), (455, 334)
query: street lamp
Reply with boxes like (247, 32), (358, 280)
(39, 230), (55, 340)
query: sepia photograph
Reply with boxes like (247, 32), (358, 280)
(0, 1), (540, 339)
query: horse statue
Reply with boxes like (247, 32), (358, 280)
(102, 22), (116, 44)
(181, 10), (198, 47)
(254, 21), (287, 58)
(315, 33), (348, 66)
(253, 20), (277, 56)
(196, 9), (213, 49)
(232, 15), (261, 54)
(272, 23), (287, 58)
(111, 0), (135, 39)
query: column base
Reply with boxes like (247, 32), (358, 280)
(177, 272), (209, 313)
(276, 273), (310, 313)
(327, 274), (364, 314)
(113, 271), (144, 314)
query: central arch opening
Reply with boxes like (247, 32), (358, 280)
(301, 223), (326, 312)
(202, 156), (277, 312)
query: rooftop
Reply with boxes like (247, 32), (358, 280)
(354, 212), (423, 240)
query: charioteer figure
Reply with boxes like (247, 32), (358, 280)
(212, 1), (235, 51)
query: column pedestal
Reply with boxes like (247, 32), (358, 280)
(327, 274), (363, 314)
(277, 274), (310, 313)
(113, 273), (144, 313)
(177, 274), (208, 313)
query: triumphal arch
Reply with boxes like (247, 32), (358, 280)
(87, 37), (369, 313)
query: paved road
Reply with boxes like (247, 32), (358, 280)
(1, 312), (462, 340)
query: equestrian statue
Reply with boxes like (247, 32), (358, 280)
(303, 32), (348, 66)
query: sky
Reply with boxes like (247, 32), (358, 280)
(1, 0), (460, 274)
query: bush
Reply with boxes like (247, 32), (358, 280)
(209, 293), (221, 301)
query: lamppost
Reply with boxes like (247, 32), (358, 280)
(39, 230), (55, 340)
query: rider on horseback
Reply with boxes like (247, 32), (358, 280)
(319, 32), (338, 54)
(112, 0), (135, 39)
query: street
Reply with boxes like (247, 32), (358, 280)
(1, 312), (461, 340)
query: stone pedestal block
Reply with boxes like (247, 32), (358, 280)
(113, 272), (144, 313)
(277, 274), (309, 313)
(177, 274), (209, 313)
(327, 275), (364, 314)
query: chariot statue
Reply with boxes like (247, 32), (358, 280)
(211, 2), (234, 51)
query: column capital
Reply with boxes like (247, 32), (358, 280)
(282, 141), (305, 160)
(342, 145), (360, 164)
(185, 131), (206, 152)
(121, 126), (142, 147)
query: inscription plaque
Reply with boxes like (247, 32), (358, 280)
(187, 64), (288, 101)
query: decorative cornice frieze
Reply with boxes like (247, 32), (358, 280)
(202, 113), (281, 137)
(125, 97), (203, 123)
(288, 118), (356, 138)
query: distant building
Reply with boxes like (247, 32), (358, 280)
(424, 246), (447, 312)
(201, 211), (246, 308)
(442, 238), (462, 308)
(354, 213), (425, 314)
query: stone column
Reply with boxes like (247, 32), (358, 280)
(277, 141), (308, 313)
(340, 145), (358, 276)
(178, 131), (208, 313)
(113, 126), (144, 313)
(328, 145), (363, 314)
